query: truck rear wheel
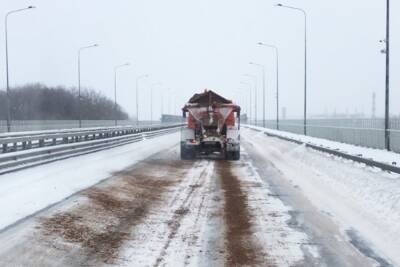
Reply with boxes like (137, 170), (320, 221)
(232, 150), (240, 160)
(181, 143), (195, 160)
(225, 150), (240, 161)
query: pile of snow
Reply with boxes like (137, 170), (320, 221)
(243, 128), (400, 266)
(246, 125), (400, 166)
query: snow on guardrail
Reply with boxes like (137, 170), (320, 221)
(245, 125), (400, 174)
(0, 123), (183, 153)
(0, 125), (183, 175)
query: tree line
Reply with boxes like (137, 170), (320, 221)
(0, 83), (129, 120)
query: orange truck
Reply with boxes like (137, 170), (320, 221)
(181, 90), (241, 160)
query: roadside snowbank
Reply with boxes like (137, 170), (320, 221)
(246, 125), (400, 166)
(243, 128), (400, 266)
(0, 132), (179, 231)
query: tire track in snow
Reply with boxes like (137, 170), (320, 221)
(152, 160), (214, 267)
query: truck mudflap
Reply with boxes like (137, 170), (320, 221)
(225, 139), (240, 160)
(225, 149), (240, 160)
(180, 141), (196, 160)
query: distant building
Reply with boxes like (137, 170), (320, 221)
(282, 107), (287, 120)
(161, 114), (184, 123)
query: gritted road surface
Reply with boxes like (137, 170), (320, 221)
(0, 129), (392, 266)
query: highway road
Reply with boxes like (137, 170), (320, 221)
(0, 128), (397, 266)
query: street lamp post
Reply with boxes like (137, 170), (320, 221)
(240, 81), (252, 124)
(249, 62), (266, 128)
(167, 88), (172, 115)
(114, 63), (130, 126)
(160, 89), (164, 120)
(258, 42), (280, 130)
(136, 74), (149, 126)
(78, 44), (98, 128)
(234, 89), (249, 120)
(5, 6), (36, 132)
(243, 74), (257, 125)
(276, 3), (308, 135)
(150, 82), (162, 125)
(383, 0), (390, 150)
(173, 96), (177, 115)
(168, 89), (177, 116)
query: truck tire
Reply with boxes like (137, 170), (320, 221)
(181, 144), (195, 160)
(232, 150), (240, 161)
(224, 151), (231, 160)
(225, 150), (240, 161)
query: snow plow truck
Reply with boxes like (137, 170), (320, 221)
(181, 90), (241, 160)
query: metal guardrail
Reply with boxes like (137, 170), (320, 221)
(246, 126), (400, 175)
(0, 120), (137, 133)
(0, 125), (183, 175)
(0, 123), (173, 138)
(249, 118), (400, 152)
(0, 124), (181, 153)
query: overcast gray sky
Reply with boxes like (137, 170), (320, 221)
(0, 0), (398, 120)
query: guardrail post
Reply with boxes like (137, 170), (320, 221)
(13, 143), (17, 151)
(52, 138), (57, 146)
(28, 141), (32, 149)
(63, 137), (69, 144)
(2, 144), (8, 153)
(39, 139), (45, 147)
(22, 141), (27, 150)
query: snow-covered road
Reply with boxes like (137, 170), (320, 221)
(0, 132), (180, 232)
(0, 128), (398, 266)
(242, 128), (400, 267)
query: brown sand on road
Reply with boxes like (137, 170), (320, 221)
(37, 157), (194, 265)
(41, 179), (171, 263)
(38, 159), (265, 266)
(0, 149), (278, 267)
(216, 160), (263, 266)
